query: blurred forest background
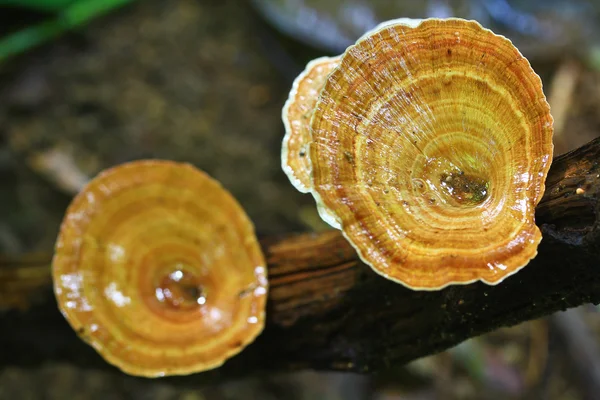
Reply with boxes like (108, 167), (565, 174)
(2, 0), (600, 399)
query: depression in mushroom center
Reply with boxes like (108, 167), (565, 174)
(411, 163), (491, 209)
(439, 170), (489, 206)
(406, 136), (494, 210)
(154, 267), (207, 309)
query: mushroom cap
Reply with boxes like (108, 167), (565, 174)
(52, 160), (268, 377)
(308, 18), (553, 290)
(282, 56), (341, 193)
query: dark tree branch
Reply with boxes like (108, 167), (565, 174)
(1, 137), (600, 382)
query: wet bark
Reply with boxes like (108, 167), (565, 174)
(1, 137), (600, 382)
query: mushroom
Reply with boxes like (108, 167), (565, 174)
(52, 160), (268, 377)
(282, 56), (341, 193)
(281, 18), (422, 194)
(305, 18), (553, 290)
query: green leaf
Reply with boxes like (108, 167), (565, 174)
(0, 0), (133, 61)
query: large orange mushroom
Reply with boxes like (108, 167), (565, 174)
(52, 160), (267, 377)
(294, 18), (553, 290)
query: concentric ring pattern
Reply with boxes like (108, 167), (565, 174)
(52, 160), (267, 377)
(309, 19), (553, 290)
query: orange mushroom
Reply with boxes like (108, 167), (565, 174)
(306, 18), (553, 290)
(52, 160), (267, 377)
(282, 56), (341, 193)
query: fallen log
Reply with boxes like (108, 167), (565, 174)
(1, 137), (600, 383)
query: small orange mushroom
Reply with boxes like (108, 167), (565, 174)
(52, 160), (267, 377)
(305, 18), (553, 289)
(282, 56), (341, 193)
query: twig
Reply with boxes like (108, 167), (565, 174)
(1, 137), (600, 382)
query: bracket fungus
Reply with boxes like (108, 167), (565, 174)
(282, 55), (341, 193)
(284, 18), (554, 290)
(52, 160), (268, 377)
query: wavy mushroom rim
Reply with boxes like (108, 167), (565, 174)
(281, 56), (341, 193)
(72, 322), (264, 378)
(54, 265), (267, 378)
(70, 289), (268, 378)
(337, 222), (542, 291)
(310, 183), (544, 290)
(307, 18), (553, 290)
(356, 17), (424, 40)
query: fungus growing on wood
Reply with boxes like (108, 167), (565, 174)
(282, 56), (341, 193)
(52, 160), (268, 377)
(305, 18), (553, 289)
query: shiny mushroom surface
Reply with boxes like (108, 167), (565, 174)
(308, 18), (553, 290)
